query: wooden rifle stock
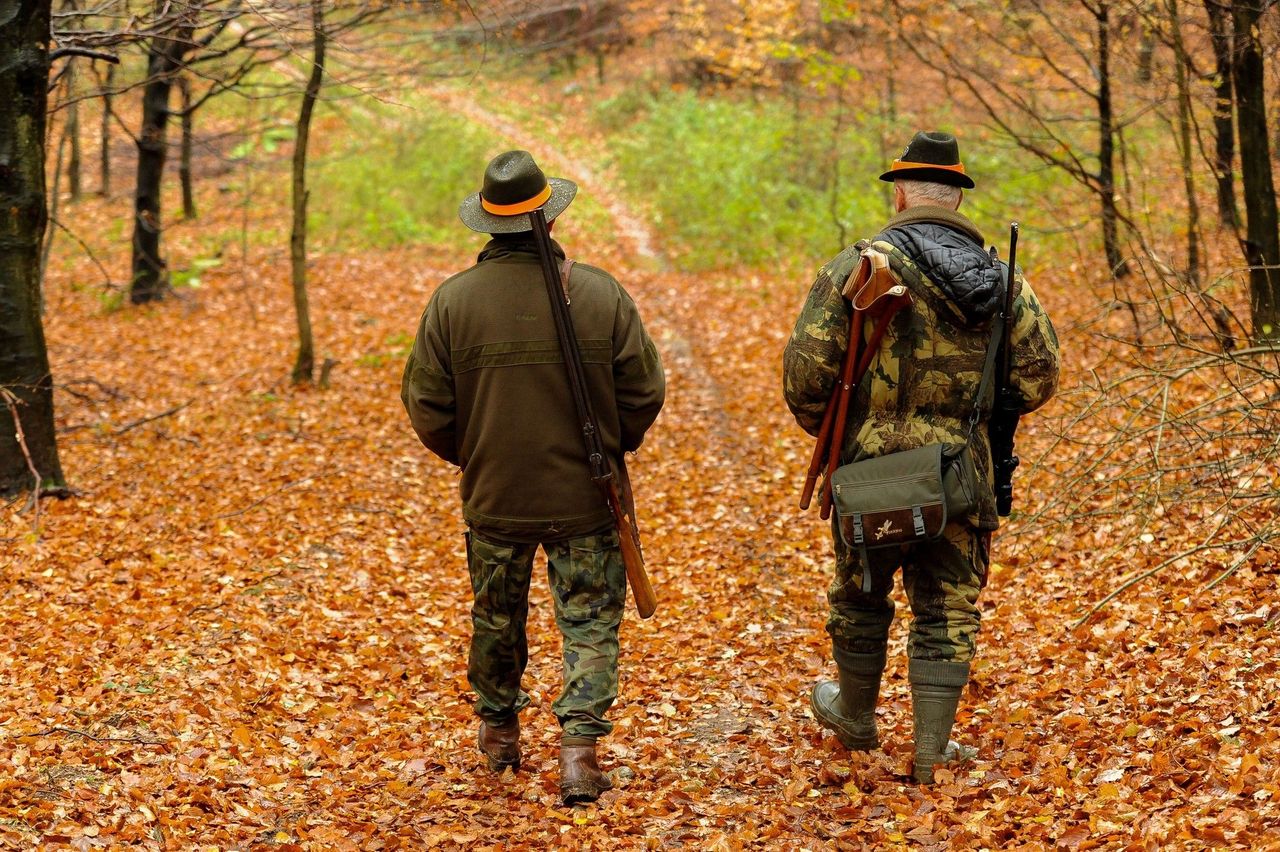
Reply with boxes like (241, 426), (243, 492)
(819, 312), (901, 519)
(604, 479), (656, 618)
(799, 249), (911, 517)
(799, 317), (860, 510)
(818, 315), (865, 519)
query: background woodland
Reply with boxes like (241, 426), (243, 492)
(1, 0), (1278, 847)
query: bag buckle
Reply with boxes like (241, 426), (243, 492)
(852, 514), (865, 545)
(912, 505), (926, 537)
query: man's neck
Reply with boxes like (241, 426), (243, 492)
(885, 205), (984, 245)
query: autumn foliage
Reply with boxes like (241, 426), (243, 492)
(3, 2), (1280, 848)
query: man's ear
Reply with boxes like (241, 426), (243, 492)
(955, 190), (964, 211)
(894, 183), (906, 212)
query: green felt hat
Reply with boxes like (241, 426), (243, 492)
(879, 131), (975, 189)
(458, 150), (577, 234)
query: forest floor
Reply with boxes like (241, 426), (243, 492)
(2, 71), (1279, 850)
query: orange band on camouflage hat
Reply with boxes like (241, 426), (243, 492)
(481, 184), (553, 216)
(886, 160), (968, 177)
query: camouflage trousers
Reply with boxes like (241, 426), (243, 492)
(827, 518), (990, 663)
(465, 529), (626, 740)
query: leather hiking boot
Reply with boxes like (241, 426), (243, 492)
(559, 737), (613, 805)
(810, 651), (884, 751)
(477, 718), (521, 772)
(909, 659), (972, 784)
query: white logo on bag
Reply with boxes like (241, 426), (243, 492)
(874, 519), (901, 540)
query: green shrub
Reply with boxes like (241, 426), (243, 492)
(594, 91), (886, 272)
(594, 90), (1081, 272)
(311, 106), (496, 251)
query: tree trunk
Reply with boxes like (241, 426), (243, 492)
(1204, 0), (1239, 228)
(1096, 0), (1126, 276)
(130, 16), (191, 305)
(290, 0), (326, 384)
(41, 121), (67, 305)
(178, 74), (196, 220)
(99, 61), (112, 196)
(0, 0), (66, 497)
(1232, 0), (1280, 341)
(1167, 0), (1200, 288)
(67, 68), (82, 201)
(1136, 13), (1155, 83)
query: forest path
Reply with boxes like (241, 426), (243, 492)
(3, 76), (1275, 848)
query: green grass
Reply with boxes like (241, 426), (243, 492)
(309, 104), (498, 251)
(593, 90), (889, 272)
(592, 89), (1080, 272)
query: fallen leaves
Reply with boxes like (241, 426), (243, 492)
(2, 69), (1279, 852)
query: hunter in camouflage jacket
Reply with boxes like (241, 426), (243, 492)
(783, 205), (1060, 530)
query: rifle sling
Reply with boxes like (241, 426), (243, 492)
(528, 208), (613, 489)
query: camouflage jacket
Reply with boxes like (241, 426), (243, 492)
(782, 206), (1060, 529)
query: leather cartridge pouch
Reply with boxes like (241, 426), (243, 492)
(831, 443), (979, 551)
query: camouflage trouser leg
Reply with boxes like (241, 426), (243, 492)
(544, 531), (626, 740)
(828, 518), (989, 663)
(901, 524), (989, 662)
(465, 532), (536, 726)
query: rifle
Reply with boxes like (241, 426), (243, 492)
(990, 222), (1022, 517)
(799, 248), (910, 518)
(528, 207), (657, 619)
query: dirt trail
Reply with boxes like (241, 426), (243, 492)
(433, 89), (663, 266)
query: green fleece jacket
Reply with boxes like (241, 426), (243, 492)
(401, 236), (665, 543)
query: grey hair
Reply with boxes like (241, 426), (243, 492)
(897, 179), (963, 209)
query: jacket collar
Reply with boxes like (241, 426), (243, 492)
(477, 235), (567, 264)
(883, 205), (984, 247)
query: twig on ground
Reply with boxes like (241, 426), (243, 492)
(1203, 530), (1276, 592)
(1, 388), (43, 531)
(113, 401), (193, 436)
(15, 726), (165, 745)
(49, 217), (119, 292)
(210, 471), (329, 521)
(59, 377), (126, 403)
(1073, 533), (1276, 628)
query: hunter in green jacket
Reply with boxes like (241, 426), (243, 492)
(401, 151), (664, 805)
(783, 132), (1060, 785)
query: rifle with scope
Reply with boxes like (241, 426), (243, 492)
(990, 222), (1022, 517)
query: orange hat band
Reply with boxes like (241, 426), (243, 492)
(888, 159), (967, 176)
(481, 184), (552, 216)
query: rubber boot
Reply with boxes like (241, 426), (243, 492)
(809, 649), (885, 751)
(909, 659), (971, 784)
(560, 736), (613, 805)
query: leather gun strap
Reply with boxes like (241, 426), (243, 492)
(560, 258), (575, 303)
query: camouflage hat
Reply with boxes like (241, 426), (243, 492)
(459, 150), (578, 234)
(879, 131), (975, 189)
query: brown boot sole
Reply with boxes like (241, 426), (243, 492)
(561, 776), (612, 805)
(481, 750), (520, 772)
(477, 734), (520, 772)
